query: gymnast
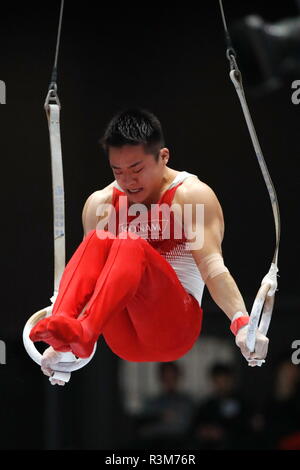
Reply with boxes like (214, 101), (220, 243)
(30, 108), (270, 382)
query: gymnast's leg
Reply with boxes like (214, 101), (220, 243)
(30, 229), (203, 360)
(102, 248), (203, 362)
(30, 229), (145, 351)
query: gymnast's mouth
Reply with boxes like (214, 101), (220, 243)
(126, 188), (143, 194)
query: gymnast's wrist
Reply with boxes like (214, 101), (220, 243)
(230, 311), (249, 336)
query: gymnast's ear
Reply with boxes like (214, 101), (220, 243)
(159, 147), (169, 165)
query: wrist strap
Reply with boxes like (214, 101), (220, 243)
(230, 313), (249, 336)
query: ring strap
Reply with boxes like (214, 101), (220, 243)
(46, 102), (65, 297)
(218, 0), (281, 356)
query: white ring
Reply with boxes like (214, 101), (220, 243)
(23, 306), (96, 372)
(246, 283), (273, 353)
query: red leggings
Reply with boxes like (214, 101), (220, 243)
(30, 230), (203, 361)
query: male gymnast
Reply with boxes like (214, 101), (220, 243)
(30, 108), (269, 383)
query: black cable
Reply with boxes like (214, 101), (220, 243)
(49, 0), (65, 92)
(218, 0), (239, 71)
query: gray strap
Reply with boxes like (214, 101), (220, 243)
(229, 71), (281, 265)
(218, 0), (281, 359)
(44, 96), (65, 297)
(228, 69), (280, 355)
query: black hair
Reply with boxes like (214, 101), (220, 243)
(100, 108), (165, 160)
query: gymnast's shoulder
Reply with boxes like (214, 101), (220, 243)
(174, 176), (224, 238)
(175, 175), (223, 210)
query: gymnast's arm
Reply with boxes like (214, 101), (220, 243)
(82, 184), (114, 238)
(179, 180), (269, 362)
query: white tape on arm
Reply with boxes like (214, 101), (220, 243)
(198, 253), (229, 282)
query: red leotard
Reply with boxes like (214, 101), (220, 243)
(30, 179), (203, 361)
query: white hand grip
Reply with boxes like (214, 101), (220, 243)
(50, 371), (71, 384)
(23, 306), (97, 372)
(247, 359), (265, 367)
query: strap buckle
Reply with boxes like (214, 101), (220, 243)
(44, 86), (61, 110)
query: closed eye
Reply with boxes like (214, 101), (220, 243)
(133, 168), (143, 174)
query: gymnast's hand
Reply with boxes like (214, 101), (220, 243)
(235, 326), (269, 367)
(41, 346), (66, 386)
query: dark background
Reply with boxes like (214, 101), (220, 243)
(0, 0), (299, 450)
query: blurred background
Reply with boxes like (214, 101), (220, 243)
(0, 0), (299, 450)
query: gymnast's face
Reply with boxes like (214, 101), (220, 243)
(109, 144), (169, 203)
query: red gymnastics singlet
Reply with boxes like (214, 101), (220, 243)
(30, 171), (204, 361)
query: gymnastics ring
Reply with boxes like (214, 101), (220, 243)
(23, 2), (97, 384)
(246, 282), (275, 353)
(23, 306), (97, 373)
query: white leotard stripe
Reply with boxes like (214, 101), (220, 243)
(160, 171), (204, 307)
